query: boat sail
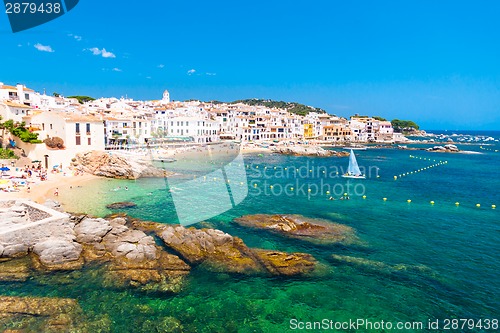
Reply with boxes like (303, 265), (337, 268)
(342, 149), (366, 179)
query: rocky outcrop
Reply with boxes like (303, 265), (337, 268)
(156, 225), (319, 276)
(0, 199), (324, 298)
(0, 296), (88, 332)
(73, 216), (190, 293)
(271, 145), (349, 157)
(233, 214), (359, 245)
(426, 144), (459, 152)
(71, 150), (170, 179)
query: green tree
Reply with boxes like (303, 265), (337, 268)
(391, 119), (420, 133)
(67, 95), (96, 104)
(4, 120), (41, 144)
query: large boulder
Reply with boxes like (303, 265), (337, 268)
(32, 238), (83, 271)
(74, 217), (113, 244)
(71, 150), (170, 179)
(234, 214), (359, 245)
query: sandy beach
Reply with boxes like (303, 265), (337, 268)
(0, 172), (98, 204)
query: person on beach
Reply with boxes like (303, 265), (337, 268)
(54, 188), (59, 196)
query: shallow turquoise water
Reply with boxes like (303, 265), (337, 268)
(2, 135), (499, 332)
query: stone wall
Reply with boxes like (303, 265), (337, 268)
(0, 200), (72, 258)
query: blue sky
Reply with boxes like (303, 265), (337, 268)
(1, 0), (499, 130)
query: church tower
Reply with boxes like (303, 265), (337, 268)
(162, 90), (170, 104)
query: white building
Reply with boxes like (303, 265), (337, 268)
(0, 100), (32, 122)
(166, 116), (220, 143)
(0, 83), (35, 106)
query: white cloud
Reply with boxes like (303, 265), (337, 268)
(146, 76), (152, 79)
(158, 64), (165, 69)
(206, 72), (216, 76)
(89, 47), (101, 55)
(87, 47), (116, 58)
(102, 49), (116, 58)
(112, 68), (122, 72)
(187, 69), (196, 75)
(67, 33), (82, 41)
(34, 43), (54, 53)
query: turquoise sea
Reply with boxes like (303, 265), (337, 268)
(2, 131), (499, 332)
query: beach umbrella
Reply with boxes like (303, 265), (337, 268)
(0, 167), (10, 171)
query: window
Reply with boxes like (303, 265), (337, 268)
(88, 138), (91, 145)
(86, 123), (91, 133)
(76, 136), (81, 145)
(50, 124), (53, 130)
(25, 93), (29, 100)
(42, 123), (45, 131)
(75, 123), (80, 133)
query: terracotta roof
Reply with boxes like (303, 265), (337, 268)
(0, 85), (34, 92)
(0, 85), (17, 91)
(1, 100), (31, 108)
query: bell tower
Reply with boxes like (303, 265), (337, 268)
(162, 90), (170, 103)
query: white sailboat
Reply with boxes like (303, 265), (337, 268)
(342, 149), (366, 179)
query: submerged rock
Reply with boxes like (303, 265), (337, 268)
(234, 214), (359, 245)
(0, 257), (31, 282)
(103, 251), (190, 293)
(0, 296), (89, 332)
(106, 202), (138, 210)
(330, 254), (436, 278)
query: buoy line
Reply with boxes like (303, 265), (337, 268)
(393, 155), (448, 180)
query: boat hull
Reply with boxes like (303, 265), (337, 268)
(341, 175), (366, 179)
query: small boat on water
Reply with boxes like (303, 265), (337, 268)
(342, 149), (366, 179)
(152, 157), (176, 163)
